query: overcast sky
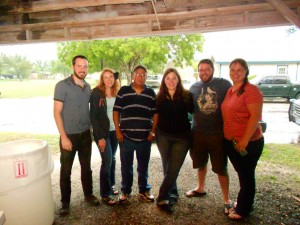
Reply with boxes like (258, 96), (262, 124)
(200, 25), (300, 62)
(0, 25), (299, 62)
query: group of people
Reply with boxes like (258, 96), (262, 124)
(53, 55), (264, 221)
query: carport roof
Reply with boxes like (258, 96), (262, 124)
(0, 0), (300, 45)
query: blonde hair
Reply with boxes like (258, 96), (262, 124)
(96, 68), (120, 97)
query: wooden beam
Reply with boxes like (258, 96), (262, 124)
(267, 0), (300, 28)
(0, 3), (295, 32)
(9, 0), (151, 14)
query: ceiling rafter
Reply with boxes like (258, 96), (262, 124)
(1, 3), (290, 32)
(267, 0), (300, 28)
(9, 0), (151, 14)
(0, 0), (299, 45)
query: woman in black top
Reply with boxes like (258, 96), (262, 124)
(156, 68), (194, 214)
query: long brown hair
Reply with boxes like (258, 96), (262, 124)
(96, 68), (120, 97)
(156, 68), (190, 106)
(229, 58), (249, 96)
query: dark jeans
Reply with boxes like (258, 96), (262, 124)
(156, 130), (191, 204)
(119, 138), (152, 194)
(224, 137), (264, 217)
(99, 130), (118, 197)
(60, 129), (93, 204)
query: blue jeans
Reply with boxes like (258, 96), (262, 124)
(60, 129), (93, 204)
(119, 138), (152, 194)
(156, 130), (191, 203)
(224, 137), (264, 217)
(99, 131), (118, 197)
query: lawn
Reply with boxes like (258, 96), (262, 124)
(0, 79), (98, 98)
(0, 80), (57, 98)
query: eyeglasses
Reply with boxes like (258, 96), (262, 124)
(134, 73), (146, 77)
(198, 68), (212, 73)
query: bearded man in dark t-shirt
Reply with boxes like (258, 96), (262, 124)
(185, 59), (234, 215)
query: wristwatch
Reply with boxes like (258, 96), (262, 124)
(149, 131), (155, 137)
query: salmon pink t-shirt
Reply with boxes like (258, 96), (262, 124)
(221, 83), (263, 142)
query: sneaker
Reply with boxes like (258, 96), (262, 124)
(119, 193), (130, 203)
(59, 203), (70, 217)
(138, 191), (155, 202)
(85, 195), (100, 207)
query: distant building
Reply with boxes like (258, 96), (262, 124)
(215, 59), (300, 82)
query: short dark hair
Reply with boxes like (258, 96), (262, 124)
(72, 55), (88, 65)
(198, 59), (214, 70)
(133, 65), (147, 73)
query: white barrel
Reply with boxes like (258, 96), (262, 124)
(0, 140), (54, 225)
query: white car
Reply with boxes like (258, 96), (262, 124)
(146, 74), (162, 88)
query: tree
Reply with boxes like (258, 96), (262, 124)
(33, 60), (51, 79)
(49, 60), (72, 78)
(0, 53), (32, 79)
(57, 34), (204, 84)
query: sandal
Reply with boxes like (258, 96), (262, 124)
(185, 189), (207, 198)
(111, 186), (119, 195)
(224, 202), (234, 214)
(228, 211), (243, 220)
(233, 201), (237, 209)
(102, 197), (117, 206)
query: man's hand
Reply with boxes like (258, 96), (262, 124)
(61, 136), (72, 151)
(116, 129), (124, 143)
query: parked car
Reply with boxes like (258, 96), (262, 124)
(259, 120), (267, 133)
(188, 113), (267, 133)
(255, 75), (300, 100)
(145, 74), (162, 88)
(288, 99), (300, 125)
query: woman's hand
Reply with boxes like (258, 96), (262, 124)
(98, 138), (106, 152)
(236, 139), (248, 152)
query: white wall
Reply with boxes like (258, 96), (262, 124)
(217, 62), (300, 82)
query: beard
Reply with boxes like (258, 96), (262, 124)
(74, 71), (87, 80)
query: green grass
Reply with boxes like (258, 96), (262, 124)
(0, 79), (97, 98)
(0, 80), (57, 98)
(0, 132), (60, 153)
(261, 143), (300, 170)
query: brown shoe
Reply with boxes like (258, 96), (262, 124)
(85, 195), (100, 206)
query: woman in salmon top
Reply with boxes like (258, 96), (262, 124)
(221, 58), (264, 220)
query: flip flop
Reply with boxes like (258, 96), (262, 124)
(228, 211), (243, 220)
(185, 190), (207, 198)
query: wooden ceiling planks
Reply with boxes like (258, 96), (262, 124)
(0, 0), (299, 44)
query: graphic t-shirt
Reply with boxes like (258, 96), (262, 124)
(189, 78), (231, 134)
